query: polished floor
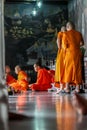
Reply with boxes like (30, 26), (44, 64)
(7, 90), (87, 130)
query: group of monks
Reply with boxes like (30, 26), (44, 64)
(5, 21), (87, 116)
(5, 65), (29, 92)
(28, 62), (55, 91)
(5, 21), (84, 94)
(5, 63), (55, 92)
(55, 21), (84, 94)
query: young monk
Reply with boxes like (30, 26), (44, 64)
(5, 65), (16, 86)
(28, 62), (52, 91)
(9, 65), (28, 92)
(62, 21), (84, 93)
(55, 26), (66, 93)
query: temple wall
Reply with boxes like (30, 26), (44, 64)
(68, 0), (87, 55)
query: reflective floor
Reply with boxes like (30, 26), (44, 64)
(8, 91), (87, 130)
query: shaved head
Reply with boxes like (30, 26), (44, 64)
(61, 26), (66, 32)
(66, 21), (75, 31)
(15, 65), (21, 74)
(15, 65), (20, 70)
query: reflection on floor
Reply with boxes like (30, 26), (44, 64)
(8, 91), (87, 130)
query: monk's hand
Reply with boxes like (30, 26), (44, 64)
(28, 84), (32, 88)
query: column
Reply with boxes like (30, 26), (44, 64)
(0, 1), (9, 130)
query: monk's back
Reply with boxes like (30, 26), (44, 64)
(37, 68), (51, 84)
(64, 29), (82, 51)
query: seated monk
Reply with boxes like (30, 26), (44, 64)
(28, 62), (52, 91)
(9, 65), (28, 92)
(5, 65), (16, 86)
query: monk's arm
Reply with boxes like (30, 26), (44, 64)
(57, 38), (61, 49)
(80, 41), (84, 46)
(80, 34), (84, 46)
(36, 70), (43, 84)
(28, 70), (43, 88)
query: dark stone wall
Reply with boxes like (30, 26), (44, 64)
(68, 0), (87, 54)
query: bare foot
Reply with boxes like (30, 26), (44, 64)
(72, 92), (87, 115)
(55, 89), (63, 94)
(64, 87), (70, 93)
(74, 88), (80, 93)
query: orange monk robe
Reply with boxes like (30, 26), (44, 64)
(62, 29), (83, 85)
(30, 68), (52, 91)
(10, 71), (28, 91)
(6, 74), (16, 86)
(48, 70), (55, 83)
(55, 31), (65, 86)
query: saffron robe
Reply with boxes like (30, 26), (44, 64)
(55, 31), (65, 85)
(6, 74), (16, 86)
(62, 29), (83, 85)
(31, 68), (52, 91)
(48, 70), (55, 83)
(10, 70), (28, 91)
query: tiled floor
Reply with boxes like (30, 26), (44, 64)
(2, 91), (87, 130)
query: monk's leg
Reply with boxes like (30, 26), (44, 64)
(56, 83), (64, 94)
(64, 82), (70, 93)
(30, 84), (40, 91)
(75, 84), (80, 93)
(48, 83), (57, 91)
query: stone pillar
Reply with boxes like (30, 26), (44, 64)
(0, 1), (9, 130)
(0, 0), (5, 84)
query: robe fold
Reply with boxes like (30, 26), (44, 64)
(31, 68), (52, 91)
(10, 70), (28, 91)
(48, 70), (55, 83)
(6, 74), (16, 86)
(55, 31), (65, 86)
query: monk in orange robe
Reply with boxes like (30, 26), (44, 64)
(5, 65), (16, 86)
(9, 65), (28, 92)
(29, 62), (52, 91)
(62, 21), (84, 93)
(55, 26), (66, 93)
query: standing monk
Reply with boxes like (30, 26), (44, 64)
(55, 26), (66, 93)
(29, 62), (52, 91)
(9, 65), (28, 92)
(62, 21), (84, 93)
